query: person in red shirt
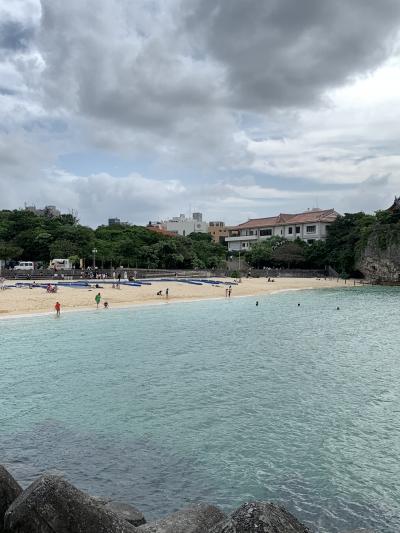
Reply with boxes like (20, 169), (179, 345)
(55, 301), (61, 317)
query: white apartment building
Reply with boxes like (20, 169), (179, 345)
(226, 208), (339, 252)
(151, 213), (209, 237)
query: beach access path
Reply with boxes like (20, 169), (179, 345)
(0, 277), (353, 318)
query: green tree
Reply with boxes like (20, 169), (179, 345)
(246, 237), (286, 268)
(49, 239), (79, 259)
(271, 241), (306, 267)
(325, 212), (374, 275)
(0, 242), (23, 260)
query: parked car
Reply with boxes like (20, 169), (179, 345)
(14, 261), (35, 270)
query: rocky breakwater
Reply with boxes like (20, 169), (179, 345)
(0, 465), (376, 533)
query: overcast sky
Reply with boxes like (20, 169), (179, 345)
(1, 0), (400, 227)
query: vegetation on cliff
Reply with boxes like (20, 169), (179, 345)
(324, 208), (400, 276)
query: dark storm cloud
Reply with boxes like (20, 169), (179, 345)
(1, 0), (400, 223)
(183, 0), (400, 109)
(38, 0), (225, 135)
(0, 21), (35, 51)
(31, 0), (400, 155)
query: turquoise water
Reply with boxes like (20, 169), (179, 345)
(1, 287), (400, 532)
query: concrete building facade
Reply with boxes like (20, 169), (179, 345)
(25, 205), (61, 218)
(226, 208), (339, 252)
(208, 221), (230, 244)
(150, 213), (209, 237)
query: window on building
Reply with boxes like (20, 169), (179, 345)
(296, 226), (301, 234)
(260, 229), (272, 236)
(306, 225), (316, 233)
(288, 227), (293, 234)
(307, 239), (314, 244)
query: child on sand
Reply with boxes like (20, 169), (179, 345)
(95, 292), (101, 308)
(55, 301), (61, 316)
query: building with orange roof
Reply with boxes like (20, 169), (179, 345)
(226, 208), (339, 252)
(146, 225), (176, 238)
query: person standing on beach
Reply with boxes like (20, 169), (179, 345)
(166, 288), (169, 299)
(95, 292), (101, 308)
(55, 301), (61, 317)
(228, 286), (232, 298)
(225, 287), (228, 298)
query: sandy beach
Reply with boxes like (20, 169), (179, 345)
(0, 277), (355, 318)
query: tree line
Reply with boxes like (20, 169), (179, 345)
(1, 207), (398, 274)
(0, 210), (226, 269)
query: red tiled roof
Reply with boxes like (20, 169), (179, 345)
(234, 216), (278, 229)
(232, 209), (338, 230)
(147, 226), (176, 237)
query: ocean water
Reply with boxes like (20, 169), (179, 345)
(1, 286), (400, 532)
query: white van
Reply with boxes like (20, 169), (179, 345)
(49, 258), (73, 270)
(14, 261), (35, 271)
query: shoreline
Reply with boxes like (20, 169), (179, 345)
(0, 277), (356, 321)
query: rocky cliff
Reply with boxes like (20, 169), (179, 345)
(357, 225), (400, 282)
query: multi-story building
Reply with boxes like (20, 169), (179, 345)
(208, 221), (230, 244)
(108, 218), (121, 226)
(25, 205), (61, 218)
(192, 212), (203, 222)
(150, 213), (209, 237)
(226, 208), (339, 252)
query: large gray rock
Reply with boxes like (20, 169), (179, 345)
(0, 466), (22, 533)
(209, 501), (309, 533)
(138, 503), (226, 533)
(105, 502), (146, 527)
(4, 474), (137, 533)
(357, 230), (400, 283)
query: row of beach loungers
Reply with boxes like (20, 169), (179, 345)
(8, 279), (238, 289)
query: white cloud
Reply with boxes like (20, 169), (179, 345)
(0, 0), (400, 225)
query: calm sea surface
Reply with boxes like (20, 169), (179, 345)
(1, 287), (399, 532)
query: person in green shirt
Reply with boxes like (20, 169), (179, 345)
(95, 292), (101, 308)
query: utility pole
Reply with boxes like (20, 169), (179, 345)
(92, 248), (97, 269)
